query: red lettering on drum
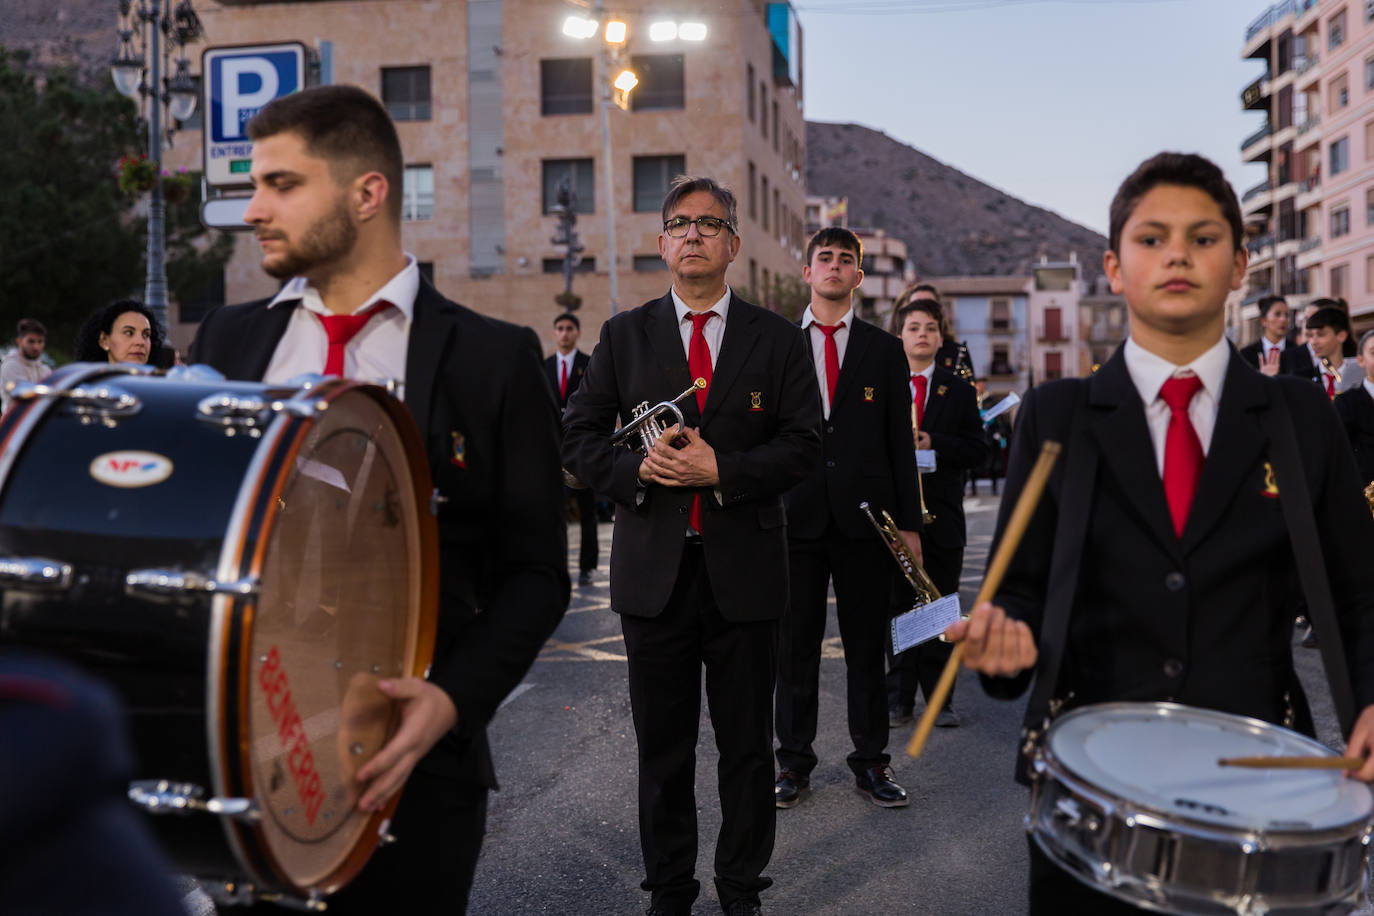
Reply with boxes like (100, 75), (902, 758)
(259, 645), (325, 826)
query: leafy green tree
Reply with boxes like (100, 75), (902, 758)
(0, 48), (231, 360)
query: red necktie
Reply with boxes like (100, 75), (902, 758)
(559, 358), (569, 401)
(686, 311), (716, 533)
(912, 373), (927, 429)
(1159, 375), (1204, 538)
(315, 302), (389, 376)
(815, 322), (843, 408)
(1324, 369), (1336, 399)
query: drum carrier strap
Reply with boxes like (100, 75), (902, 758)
(1259, 387), (1358, 737)
(1016, 380), (1095, 784)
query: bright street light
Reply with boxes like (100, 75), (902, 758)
(604, 20), (627, 44)
(679, 22), (708, 41)
(562, 15), (598, 39)
(648, 21), (678, 41)
(613, 69), (639, 92)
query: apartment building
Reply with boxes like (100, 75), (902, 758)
(1028, 255), (1084, 383)
(162, 0), (807, 350)
(924, 274), (1032, 399)
(853, 229), (914, 324)
(1239, 0), (1374, 341)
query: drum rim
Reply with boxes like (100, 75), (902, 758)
(209, 377), (439, 901)
(1038, 701), (1374, 837)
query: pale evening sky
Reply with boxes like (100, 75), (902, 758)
(797, 0), (1272, 237)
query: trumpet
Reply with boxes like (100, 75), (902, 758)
(859, 501), (941, 607)
(610, 378), (707, 454)
(911, 404), (936, 525)
(1364, 480), (1374, 519)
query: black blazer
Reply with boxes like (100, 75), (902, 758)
(1238, 339), (1289, 371)
(561, 291), (821, 621)
(984, 345), (1374, 724)
(1336, 384), (1374, 483)
(935, 338), (974, 379)
(920, 367), (990, 548)
(1280, 342), (1319, 381)
(544, 349), (590, 410)
(784, 318), (921, 540)
(189, 279), (571, 789)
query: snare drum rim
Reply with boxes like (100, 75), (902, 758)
(212, 378), (439, 900)
(1039, 701), (1374, 840)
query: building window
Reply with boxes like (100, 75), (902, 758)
(542, 159), (594, 214)
(1367, 254), (1374, 293)
(772, 100), (779, 153)
(417, 261), (434, 284)
(748, 161), (757, 221)
(1368, 187), (1374, 224)
(1332, 203), (1351, 237)
(630, 55), (685, 111)
(760, 82), (768, 138)
(1330, 10), (1347, 49)
(632, 155), (685, 212)
(746, 63), (755, 122)
(1331, 136), (1350, 175)
(633, 255), (668, 272)
(381, 66), (431, 121)
(773, 188), (780, 240)
(1044, 351), (1063, 381)
(761, 267), (771, 303)
(542, 257), (595, 274)
(990, 299), (1011, 330)
(761, 175), (770, 231)
(175, 75), (203, 131)
(1330, 74), (1349, 113)
(1367, 121), (1374, 160)
(991, 344), (1012, 376)
(1332, 262), (1349, 296)
(1366, 56), (1374, 91)
(541, 58), (593, 115)
(1367, 0), (1374, 22)
(403, 165), (433, 220)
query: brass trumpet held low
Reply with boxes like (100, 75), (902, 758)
(911, 404), (935, 525)
(859, 501), (941, 607)
(610, 378), (707, 455)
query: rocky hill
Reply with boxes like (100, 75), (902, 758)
(806, 121), (1107, 282)
(1, 0), (115, 83)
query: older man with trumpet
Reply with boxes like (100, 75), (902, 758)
(562, 176), (818, 916)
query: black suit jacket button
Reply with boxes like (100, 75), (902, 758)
(1163, 658), (1184, 678)
(678, 505), (688, 514)
(826, 460), (836, 469)
(1164, 572), (1185, 592)
(825, 425), (835, 434)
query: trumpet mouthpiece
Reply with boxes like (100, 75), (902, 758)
(693, 377), (707, 389)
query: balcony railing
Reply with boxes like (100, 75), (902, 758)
(1242, 122), (1274, 150)
(1299, 236), (1322, 252)
(1243, 179), (1274, 202)
(1247, 233), (1275, 254)
(1246, 0), (1297, 41)
(1297, 114), (1321, 135)
(1299, 175), (1320, 192)
(1037, 327), (1070, 343)
(1296, 53), (1319, 75)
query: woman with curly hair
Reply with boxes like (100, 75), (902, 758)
(73, 300), (169, 367)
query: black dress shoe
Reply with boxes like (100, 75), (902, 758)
(888, 704), (914, 727)
(578, 569), (594, 586)
(723, 902), (761, 916)
(856, 765), (909, 807)
(774, 769), (809, 809)
(935, 705), (961, 728)
(646, 905), (690, 916)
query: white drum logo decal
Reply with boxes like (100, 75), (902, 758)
(90, 451), (174, 488)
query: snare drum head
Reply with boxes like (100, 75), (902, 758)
(240, 387), (430, 891)
(1046, 703), (1374, 832)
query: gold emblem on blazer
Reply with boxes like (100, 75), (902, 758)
(749, 391), (763, 411)
(450, 431), (467, 468)
(936, 385), (948, 397)
(1261, 461), (1279, 499)
(863, 387), (875, 402)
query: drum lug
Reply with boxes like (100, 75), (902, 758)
(196, 392), (282, 435)
(0, 557), (73, 591)
(10, 380), (142, 421)
(125, 568), (260, 600)
(201, 882), (326, 912)
(127, 779), (262, 824)
(1051, 796), (1100, 832)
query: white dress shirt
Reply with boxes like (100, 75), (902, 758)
(1365, 378), (1374, 400)
(671, 285), (731, 371)
(1124, 335), (1230, 476)
(801, 303), (854, 419)
(1261, 337), (1286, 362)
(262, 255), (420, 399)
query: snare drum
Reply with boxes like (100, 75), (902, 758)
(0, 363), (437, 908)
(1029, 702), (1374, 915)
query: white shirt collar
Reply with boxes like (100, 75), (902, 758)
(1124, 334), (1231, 407)
(1263, 336), (1286, 352)
(267, 254), (421, 323)
(1364, 377), (1374, 399)
(671, 285), (732, 326)
(800, 304), (854, 331)
(909, 362), (935, 382)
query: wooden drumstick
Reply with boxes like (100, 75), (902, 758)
(907, 440), (1062, 759)
(1218, 755), (1365, 770)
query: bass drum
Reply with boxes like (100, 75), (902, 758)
(0, 363), (437, 907)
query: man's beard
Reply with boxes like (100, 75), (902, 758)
(262, 197), (358, 280)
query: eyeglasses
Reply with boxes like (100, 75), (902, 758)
(663, 216), (732, 238)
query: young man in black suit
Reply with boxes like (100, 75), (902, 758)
(189, 85), (569, 913)
(773, 227), (922, 811)
(562, 176), (819, 916)
(1238, 294), (1288, 374)
(545, 312), (598, 585)
(1279, 297), (1338, 380)
(948, 152), (1374, 914)
(886, 298), (987, 729)
(1336, 329), (1374, 483)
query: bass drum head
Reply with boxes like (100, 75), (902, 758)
(241, 385), (432, 893)
(1046, 702), (1374, 832)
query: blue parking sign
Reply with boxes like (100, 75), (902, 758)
(202, 43), (306, 187)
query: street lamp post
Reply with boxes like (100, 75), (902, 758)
(111, 0), (201, 336)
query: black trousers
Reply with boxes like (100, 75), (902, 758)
(619, 542), (777, 913)
(568, 485), (599, 573)
(232, 769), (488, 913)
(775, 529), (892, 777)
(886, 536), (963, 710)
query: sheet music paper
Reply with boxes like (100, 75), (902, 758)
(891, 593), (962, 654)
(915, 449), (937, 472)
(981, 391), (1020, 425)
